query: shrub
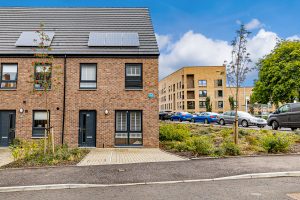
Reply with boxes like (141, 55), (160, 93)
(174, 142), (189, 152)
(221, 140), (241, 156)
(238, 129), (249, 137)
(259, 132), (296, 153)
(190, 136), (214, 155)
(159, 124), (190, 141)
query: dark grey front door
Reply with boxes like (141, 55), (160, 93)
(79, 111), (96, 147)
(0, 111), (16, 147)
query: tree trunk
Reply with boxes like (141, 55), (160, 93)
(234, 87), (239, 144)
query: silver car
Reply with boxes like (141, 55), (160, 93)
(217, 111), (267, 128)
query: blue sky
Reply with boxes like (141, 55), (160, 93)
(0, 0), (299, 85)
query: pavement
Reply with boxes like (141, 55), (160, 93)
(1, 155), (300, 187)
(0, 148), (13, 167)
(1, 177), (300, 199)
(77, 148), (187, 166)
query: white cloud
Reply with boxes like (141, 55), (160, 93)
(245, 18), (264, 30)
(158, 29), (281, 85)
(155, 33), (172, 51)
(287, 35), (300, 40)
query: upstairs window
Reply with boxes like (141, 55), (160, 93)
(34, 65), (51, 90)
(217, 79), (223, 87)
(198, 80), (207, 87)
(199, 90), (207, 97)
(0, 64), (18, 89)
(125, 64), (142, 89)
(80, 64), (97, 89)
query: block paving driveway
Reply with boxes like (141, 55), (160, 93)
(77, 148), (187, 166)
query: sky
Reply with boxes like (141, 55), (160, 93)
(0, 0), (299, 86)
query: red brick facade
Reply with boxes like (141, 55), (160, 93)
(0, 56), (159, 148)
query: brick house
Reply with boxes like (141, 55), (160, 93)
(0, 7), (159, 148)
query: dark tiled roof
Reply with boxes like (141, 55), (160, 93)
(0, 7), (159, 55)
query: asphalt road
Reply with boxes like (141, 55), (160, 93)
(165, 120), (299, 132)
(1, 155), (300, 187)
(1, 177), (300, 200)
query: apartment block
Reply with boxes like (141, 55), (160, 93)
(159, 66), (253, 113)
(0, 7), (159, 148)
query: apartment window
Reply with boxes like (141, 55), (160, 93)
(0, 64), (18, 89)
(217, 79), (223, 87)
(198, 80), (207, 87)
(199, 90), (207, 97)
(32, 111), (49, 137)
(199, 101), (206, 108)
(187, 101), (195, 109)
(34, 65), (51, 90)
(217, 90), (223, 97)
(218, 101), (224, 108)
(125, 64), (142, 89)
(80, 64), (97, 89)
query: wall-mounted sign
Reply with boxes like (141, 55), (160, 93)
(148, 93), (154, 99)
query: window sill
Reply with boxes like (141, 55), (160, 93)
(31, 136), (47, 139)
(78, 88), (97, 91)
(125, 88), (143, 91)
(35, 89), (52, 91)
(0, 88), (17, 91)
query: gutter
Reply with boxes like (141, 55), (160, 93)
(62, 54), (67, 144)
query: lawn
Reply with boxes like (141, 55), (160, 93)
(159, 122), (300, 158)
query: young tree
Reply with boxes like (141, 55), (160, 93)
(205, 96), (212, 112)
(226, 24), (253, 144)
(29, 23), (62, 154)
(252, 40), (300, 106)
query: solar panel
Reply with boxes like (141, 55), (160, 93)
(15, 31), (55, 47)
(88, 32), (139, 47)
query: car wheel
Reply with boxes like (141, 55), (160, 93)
(291, 128), (297, 131)
(272, 121), (279, 130)
(219, 119), (225, 126)
(241, 120), (248, 127)
(170, 118), (173, 121)
(179, 118), (182, 122)
(191, 119), (195, 123)
(204, 119), (209, 124)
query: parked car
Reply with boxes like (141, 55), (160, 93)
(191, 112), (219, 124)
(170, 112), (193, 122)
(267, 103), (300, 131)
(217, 111), (267, 128)
(159, 111), (173, 120)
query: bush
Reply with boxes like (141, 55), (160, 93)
(7, 139), (89, 168)
(259, 132), (296, 153)
(239, 129), (249, 137)
(174, 142), (189, 152)
(221, 140), (241, 156)
(190, 136), (214, 155)
(159, 124), (190, 141)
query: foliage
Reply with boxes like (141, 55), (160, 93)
(205, 96), (212, 112)
(221, 140), (241, 156)
(159, 123), (190, 142)
(5, 139), (89, 168)
(190, 136), (215, 155)
(259, 132), (296, 153)
(252, 40), (300, 105)
(228, 96), (235, 110)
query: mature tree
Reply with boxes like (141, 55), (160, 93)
(226, 24), (253, 144)
(252, 40), (300, 106)
(29, 23), (62, 154)
(205, 96), (212, 112)
(228, 96), (235, 110)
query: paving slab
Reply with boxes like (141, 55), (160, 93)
(0, 148), (13, 167)
(77, 148), (187, 166)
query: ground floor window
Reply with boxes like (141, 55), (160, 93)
(32, 111), (49, 137)
(115, 110), (142, 146)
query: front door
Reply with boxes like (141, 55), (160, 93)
(79, 111), (96, 147)
(0, 111), (16, 147)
